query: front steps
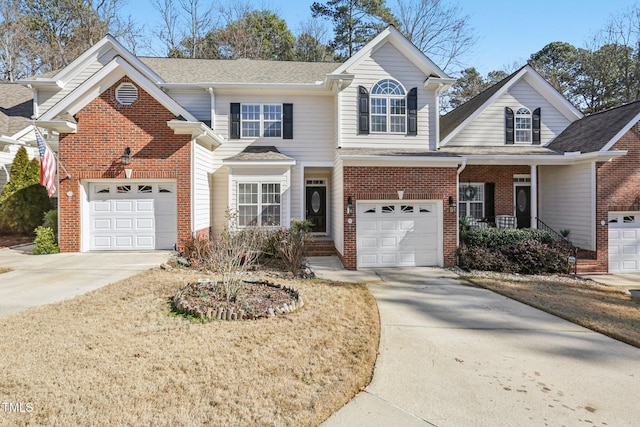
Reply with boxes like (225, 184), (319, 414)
(304, 237), (336, 257)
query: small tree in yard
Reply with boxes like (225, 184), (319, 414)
(181, 227), (266, 304)
(0, 147), (52, 234)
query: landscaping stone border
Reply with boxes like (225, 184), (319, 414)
(173, 279), (304, 321)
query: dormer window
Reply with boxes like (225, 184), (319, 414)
(505, 107), (541, 145)
(371, 79), (406, 134)
(515, 108), (532, 143)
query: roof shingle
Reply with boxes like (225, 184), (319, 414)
(139, 57), (342, 84)
(0, 83), (33, 136)
(547, 101), (640, 153)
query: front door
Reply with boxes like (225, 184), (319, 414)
(305, 186), (326, 232)
(515, 185), (531, 228)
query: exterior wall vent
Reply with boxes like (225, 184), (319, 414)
(115, 83), (138, 105)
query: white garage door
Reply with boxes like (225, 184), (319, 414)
(88, 182), (177, 250)
(609, 212), (640, 273)
(357, 201), (441, 268)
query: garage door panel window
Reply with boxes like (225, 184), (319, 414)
(237, 183), (281, 227)
(117, 185), (131, 193)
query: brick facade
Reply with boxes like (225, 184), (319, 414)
(594, 127), (640, 271)
(57, 77), (193, 252)
(342, 166), (458, 270)
(460, 165), (531, 218)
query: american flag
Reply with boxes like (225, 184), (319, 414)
(36, 129), (57, 197)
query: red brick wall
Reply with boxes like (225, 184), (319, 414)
(460, 165), (531, 217)
(57, 76), (192, 252)
(595, 127), (640, 270)
(342, 166), (458, 270)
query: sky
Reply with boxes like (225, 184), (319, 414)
(120, 0), (637, 76)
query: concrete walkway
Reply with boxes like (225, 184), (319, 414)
(309, 257), (640, 427)
(0, 245), (171, 317)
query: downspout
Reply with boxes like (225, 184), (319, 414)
(191, 137), (196, 240)
(208, 87), (215, 129)
(456, 159), (467, 247)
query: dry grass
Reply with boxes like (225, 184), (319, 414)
(0, 267), (11, 274)
(0, 269), (379, 426)
(465, 274), (640, 348)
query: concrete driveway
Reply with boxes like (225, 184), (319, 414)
(0, 245), (172, 317)
(309, 258), (640, 427)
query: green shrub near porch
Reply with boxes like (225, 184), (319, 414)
(457, 227), (568, 274)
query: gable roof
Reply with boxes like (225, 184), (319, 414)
(439, 69), (517, 141)
(140, 58), (341, 85)
(439, 65), (583, 145)
(547, 101), (640, 153)
(0, 83), (33, 137)
(331, 26), (450, 79)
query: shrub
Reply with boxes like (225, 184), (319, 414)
(276, 226), (312, 273)
(0, 184), (53, 234)
(43, 209), (58, 237)
(33, 226), (59, 254)
(181, 234), (214, 267)
(457, 245), (514, 272)
(465, 227), (554, 248)
(458, 227), (569, 274)
(505, 240), (568, 274)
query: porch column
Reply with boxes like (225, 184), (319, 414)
(531, 164), (537, 229)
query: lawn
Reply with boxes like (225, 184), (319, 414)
(0, 269), (379, 426)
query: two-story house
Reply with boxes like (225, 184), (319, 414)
(20, 26), (640, 273)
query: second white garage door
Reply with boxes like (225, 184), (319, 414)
(609, 212), (640, 273)
(357, 201), (442, 268)
(88, 182), (177, 250)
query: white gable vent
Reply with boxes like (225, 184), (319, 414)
(115, 83), (138, 105)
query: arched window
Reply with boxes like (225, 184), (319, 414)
(515, 107), (532, 143)
(370, 79), (406, 133)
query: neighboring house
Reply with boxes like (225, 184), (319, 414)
(440, 66), (640, 274)
(0, 83), (39, 190)
(18, 26), (640, 273)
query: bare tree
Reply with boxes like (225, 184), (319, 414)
(393, 0), (475, 71)
(0, 0), (27, 81)
(294, 18), (336, 62)
(179, 0), (214, 58)
(151, 0), (181, 56)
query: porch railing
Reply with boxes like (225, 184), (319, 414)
(535, 217), (578, 275)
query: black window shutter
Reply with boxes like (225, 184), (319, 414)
(230, 103), (240, 139)
(407, 87), (417, 136)
(484, 182), (495, 220)
(505, 107), (514, 144)
(358, 85), (369, 135)
(532, 107), (541, 144)
(283, 103), (293, 139)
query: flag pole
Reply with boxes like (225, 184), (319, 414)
(34, 126), (72, 179)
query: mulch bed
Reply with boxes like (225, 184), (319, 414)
(173, 278), (303, 321)
(0, 234), (32, 248)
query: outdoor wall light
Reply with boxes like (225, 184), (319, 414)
(448, 196), (457, 213)
(121, 147), (132, 165)
(347, 196), (354, 215)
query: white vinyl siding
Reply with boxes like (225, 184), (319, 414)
(338, 42), (436, 150)
(164, 88), (211, 121)
(193, 142), (213, 232)
(38, 47), (120, 116)
(538, 163), (594, 250)
(446, 78), (572, 146)
(210, 94), (334, 235)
